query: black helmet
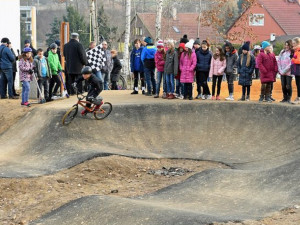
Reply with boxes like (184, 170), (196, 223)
(81, 66), (92, 74)
(50, 43), (58, 49)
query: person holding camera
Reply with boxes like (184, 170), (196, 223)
(19, 47), (34, 107)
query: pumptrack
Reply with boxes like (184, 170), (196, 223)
(0, 98), (299, 225)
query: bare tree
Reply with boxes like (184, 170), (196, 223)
(89, 0), (99, 43)
(155, 0), (163, 41)
(123, 0), (131, 77)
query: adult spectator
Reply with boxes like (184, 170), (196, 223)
(24, 39), (37, 57)
(0, 38), (17, 99)
(8, 42), (19, 97)
(63, 33), (87, 94)
(86, 41), (103, 82)
(101, 40), (113, 90)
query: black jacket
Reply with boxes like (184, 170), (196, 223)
(63, 39), (87, 75)
(111, 56), (122, 82)
(196, 48), (212, 72)
(76, 74), (103, 97)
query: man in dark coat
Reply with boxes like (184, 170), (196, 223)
(24, 39), (37, 57)
(63, 33), (87, 94)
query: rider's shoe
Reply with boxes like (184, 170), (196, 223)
(81, 109), (88, 116)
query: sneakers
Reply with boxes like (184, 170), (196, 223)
(259, 95), (264, 102)
(246, 95), (250, 101)
(195, 94), (202, 99)
(145, 92), (152, 96)
(211, 96), (216, 100)
(201, 95), (206, 100)
(153, 94), (159, 98)
(162, 92), (167, 99)
(216, 95), (221, 100)
(131, 90), (138, 95)
(21, 102), (31, 107)
(189, 96), (193, 100)
(270, 96), (276, 101)
(265, 96), (273, 103)
(225, 95), (234, 101)
(292, 97), (300, 104)
(206, 95), (212, 100)
(142, 90), (146, 95)
(239, 95), (245, 101)
(177, 95), (184, 100)
(168, 94), (175, 99)
(9, 96), (19, 99)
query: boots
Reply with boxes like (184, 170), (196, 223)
(259, 95), (264, 102)
(286, 95), (291, 103)
(246, 95), (250, 101)
(265, 95), (273, 103)
(239, 95), (245, 101)
(280, 95), (287, 103)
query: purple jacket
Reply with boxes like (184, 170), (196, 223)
(277, 49), (292, 76)
(257, 49), (278, 83)
(180, 51), (197, 83)
(19, 58), (33, 82)
(155, 50), (165, 72)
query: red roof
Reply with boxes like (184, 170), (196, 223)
(137, 13), (219, 42)
(258, 0), (300, 35)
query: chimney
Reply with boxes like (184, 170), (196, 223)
(172, 6), (177, 20)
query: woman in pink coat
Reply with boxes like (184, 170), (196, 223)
(209, 46), (226, 100)
(180, 40), (197, 100)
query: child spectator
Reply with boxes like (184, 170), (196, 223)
(291, 37), (300, 104)
(253, 45), (261, 79)
(164, 40), (178, 99)
(154, 40), (166, 98)
(110, 50), (122, 90)
(193, 38), (202, 99)
(237, 42), (255, 101)
(257, 41), (278, 103)
(19, 47), (34, 107)
(209, 46), (226, 100)
(130, 39), (145, 94)
(47, 43), (62, 101)
(33, 48), (51, 101)
(277, 40), (293, 103)
(195, 40), (212, 100)
(180, 40), (197, 100)
(223, 41), (238, 101)
(175, 43), (185, 99)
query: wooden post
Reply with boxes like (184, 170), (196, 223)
(60, 22), (69, 96)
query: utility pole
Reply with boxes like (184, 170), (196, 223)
(155, 0), (163, 41)
(89, 0), (99, 43)
(123, 0), (131, 77)
(197, 0), (202, 38)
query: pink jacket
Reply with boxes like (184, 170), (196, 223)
(19, 58), (33, 82)
(209, 56), (226, 77)
(155, 50), (165, 72)
(277, 49), (292, 76)
(180, 51), (197, 83)
(257, 49), (278, 83)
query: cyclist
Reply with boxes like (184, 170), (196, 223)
(73, 66), (103, 115)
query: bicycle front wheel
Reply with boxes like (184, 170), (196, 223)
(62, 105), (78, 125)
(94, 102), (112, 120)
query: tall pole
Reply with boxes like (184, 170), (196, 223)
(197, 0), (202, 38)
(123, 0), (131, 77)
(155, 0), (163, 41)
(89, 0), (98, 43)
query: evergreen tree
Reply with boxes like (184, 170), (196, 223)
(45, 17), (61, 47)
(97, 5), (118, 45)
(63, 6), (89, 48)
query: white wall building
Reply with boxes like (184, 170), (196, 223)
(20, 6), (37, 48)
(0, 0), (21, 89)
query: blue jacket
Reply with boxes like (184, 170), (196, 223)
(195, 48), (212, 72)
(141, 44), (157, 69)
(0, 44), (15, 70)
(130, 47), (144, 72)
(238, 53), (255, 86)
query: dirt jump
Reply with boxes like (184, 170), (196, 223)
(0, 80), (300, 225)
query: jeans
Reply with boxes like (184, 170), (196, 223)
(226, 73), (235, 94)
(22, 81), (30, 103)
(176, 79), (184, 96)
(103, 71), (110, 90)
(0, 68), (13, 98)
(156, 71), (166, 95)
(212, 75), (222, 96)
(281, 76), (292, 98)
(95, 70), (104, 90)
(144, 67), (156, 94)
(37, 77), (49, 99)
(166, 74), (175, 94)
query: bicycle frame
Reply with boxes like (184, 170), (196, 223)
(76, 93), (104, 114)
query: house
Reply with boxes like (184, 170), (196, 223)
(227, 0), (300, 44)
(118, 12), (219, 52)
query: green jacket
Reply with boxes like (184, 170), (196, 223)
(48, 50), (62, 75)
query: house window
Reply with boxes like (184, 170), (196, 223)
(134, 27), (143, 36)
(172, 26), (180, 33)
(249, 14), (264, 26)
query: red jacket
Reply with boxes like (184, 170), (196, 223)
(155, 50), (165, 72)
(257, 49), (278, 83)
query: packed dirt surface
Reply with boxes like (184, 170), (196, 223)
(0, 156), (228, 225)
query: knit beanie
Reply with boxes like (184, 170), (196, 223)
(180, 34), (189, 44)
(242, 42), (250, 51)
(194, 38), (201, 45)
(185, 40), (194, 50)
(261, 41), (271, 49)
(156, 39), (164, 48)
(178, 43), (185, 49)
(144, 37), (153, 45)
(24, 39), (30, 44)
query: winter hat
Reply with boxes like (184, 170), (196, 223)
(261, 41), (271, 49)
(254, 45), (261, 50)
(1, 37), (10, 44)
(156, 39), (164, 48)
(242, 41), (250, 51)
(193, 38), (201, 45)
(144, 37), (153, 45)
(178, 43), (185, 49)
(50, 43), (58, 49)
(23, 47), (32, 53)
(180, 34), (189, 44)
(185, 40), (194, 50)
(71, 33), (79, 39)
(55, 40), (61, 47)
(24, 39), (30, 44)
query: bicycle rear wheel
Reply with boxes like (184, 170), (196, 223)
(62, 105), (78, 125)
(94, 102), (112, 120)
